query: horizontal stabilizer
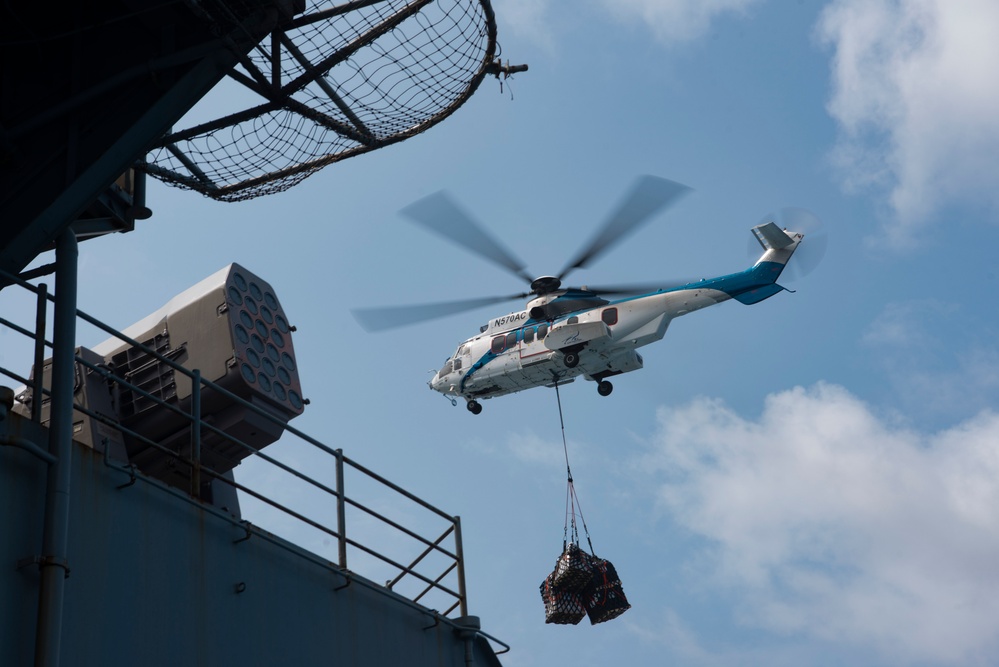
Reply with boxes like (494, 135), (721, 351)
(752, 221), (794, 251)
(734, 283), (785, 305)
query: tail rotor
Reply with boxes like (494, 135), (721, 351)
(749, 207), (827, 280)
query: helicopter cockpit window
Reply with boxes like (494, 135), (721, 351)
(491, 336), (505, 354)
(438, 359), (453, 377)
(523, 327), (535, 344)
(602, 307), (618, 326)
(454, 357), (462, 371)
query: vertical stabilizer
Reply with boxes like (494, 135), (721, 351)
(752, 221), (795, 251)
(733, 222), (804, 304)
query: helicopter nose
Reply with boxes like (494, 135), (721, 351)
(430, 374), (457, 396)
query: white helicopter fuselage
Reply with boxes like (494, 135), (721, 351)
(430, 223), (803, 411)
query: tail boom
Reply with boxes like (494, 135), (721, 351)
(714, 222), (804, 305)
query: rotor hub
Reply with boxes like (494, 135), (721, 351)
(530, 275), (562, 295)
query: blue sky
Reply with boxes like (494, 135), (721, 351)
(6, 0), (999, 665)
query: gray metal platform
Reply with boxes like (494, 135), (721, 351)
(0, 407), (504, 666)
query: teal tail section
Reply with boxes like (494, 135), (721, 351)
(716, 222), (803, 305)
(733, 279), (785, 305)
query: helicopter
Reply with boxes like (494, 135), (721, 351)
(352, 176), (822, 414)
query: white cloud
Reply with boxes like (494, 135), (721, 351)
(598, 0), (763, 43)
(498, 0), (558, 51)
(817, 0), (999, 247)
(860, 298), (956, 347)
(861, 300), (999, 422)
(637, 383), (999, 664)
(499, 0), (761, 48)
(505, 430), (572, 468)
(626, 608), (723, 666)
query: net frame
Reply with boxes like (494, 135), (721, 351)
(142, 0), (498, 201)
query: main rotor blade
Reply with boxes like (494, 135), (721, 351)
(352, 293), (528, 332)
(401, 191), (534, 284)
(558, 176), (693, 281)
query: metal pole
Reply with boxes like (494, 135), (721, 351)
(191, 369), (201, 498)
(335, 448), (347, 569)
(31, 283), (48, 422)
(453, 516), (467, 617)
(34, 229), (77, 667)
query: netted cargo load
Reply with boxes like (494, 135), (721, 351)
(539, 571), (587, 625)
(539, 379), (631, 625)
(583, 557), (631, 625)
(539, 545), (631, 626)
(552, 542), (595, 593)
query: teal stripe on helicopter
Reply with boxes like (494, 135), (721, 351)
(608, 260), (789, 307)
(689, 260), (789, 304)
(460, 350), (500, 393)
(458, 261), (788, 393)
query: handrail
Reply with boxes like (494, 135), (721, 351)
(0, 268), (480, 627)
(97, 440), (509, 656)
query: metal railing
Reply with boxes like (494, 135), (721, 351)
(0, 269), (505, 650)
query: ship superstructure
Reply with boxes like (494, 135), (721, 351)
(0, 1), (512, 664)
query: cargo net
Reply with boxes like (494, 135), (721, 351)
(540, 545), (631, 626)
(539, 481), (632, 626)
(539, 381), (631, 626)
(142, 0), (498, 202)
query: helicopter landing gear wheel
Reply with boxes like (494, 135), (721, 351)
(466, 400), (482, 415)
(563, 350), (579, 368)
(597, 380), (613, 397)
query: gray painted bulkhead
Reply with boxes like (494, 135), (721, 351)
(1, 413), (501, 666)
